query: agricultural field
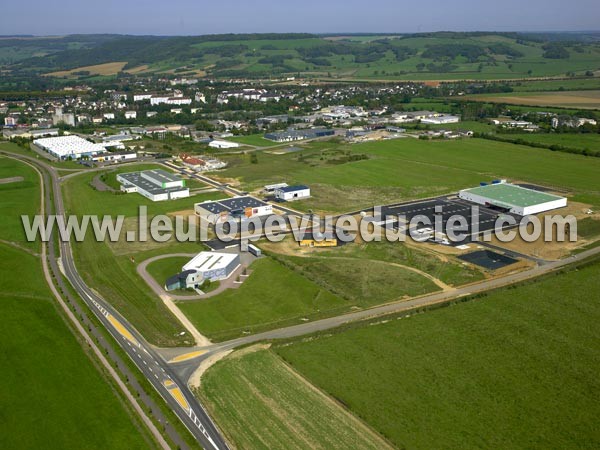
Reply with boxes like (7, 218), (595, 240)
(10, 32), (600, 81)
(198, 348), (391, 450)
(46, 61), (127, 77)
(509, 77), (600, 92)
(275, 256), (600, 450)
(210, 137), (600, 213)
(0, 157), (155, 450)
(466, 89), (600, 109)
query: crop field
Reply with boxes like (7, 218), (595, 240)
(0, 158), (154, 450)
(467, 90), (600, 109)
(198, 348), (391, 450)
(211, 137), (600, 213)
(46, 61), (128, 77)
(275, 257), (600, 450)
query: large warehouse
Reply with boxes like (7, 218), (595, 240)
(165, 252), (240, 291)
(195, 196), (273, 223)
(459, 183), (567, 216)
(33, 135), (108, 160)
(117, 169), (189, 201)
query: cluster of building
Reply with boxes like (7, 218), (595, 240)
(264, 128), (335, 142)
(216, 89), (287, 104)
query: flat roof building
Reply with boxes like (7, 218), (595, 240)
(33, 135), (108, 160)
(195, 196), (273, 224)
(459, 183), (567, 216)
(264, 128), (334, 142)
(165, 251), (240, 291)
(274, 185), (311, 202)
(117, 169), (189, 202)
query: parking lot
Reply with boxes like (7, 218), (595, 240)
(379, 197), (521, 244)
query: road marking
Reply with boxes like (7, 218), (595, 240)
(107, 315), (139, 347)
(168, 350), (207, 364)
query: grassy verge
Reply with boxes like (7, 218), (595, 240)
(275, 256), (600, 450)
(0, 156), (156, 449)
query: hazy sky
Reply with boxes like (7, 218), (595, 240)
(1, 0), (599, 36)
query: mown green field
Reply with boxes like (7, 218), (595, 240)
(63, 166), (220, 217)
(225, 134), (280, 147)
(0, 157), (155, 450)
(198, 349), (391, 450)
(212, 137), (600, 213)
(62, 167), (220, 346)
(179, 257), (347, 341)
(499, 132), (600, 152)
(0, 156), (42, 252)
(146, 256), (190, 287)
(271, 254), (440, 304)
(275, 257), (600, 450)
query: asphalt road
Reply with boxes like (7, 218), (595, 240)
(166, 244), (600, 377)
(4, 152), (229, 450)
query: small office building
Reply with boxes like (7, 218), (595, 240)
(274, 185), (310, 202)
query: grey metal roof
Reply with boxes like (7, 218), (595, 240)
(119, 172), (187, 196)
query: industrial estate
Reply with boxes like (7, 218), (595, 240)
(1, 21), (600, 450)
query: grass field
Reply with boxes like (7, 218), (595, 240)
(0, 157), (155, 449)
(62, 167), (222, 346)
(466, 90), (600, 109)
(275, 257), (600, 449)
(272, 254), (440, 304)
(0, 156), (42, 252)
(146, 256), (189, 286)
(198, 348), (391, 450)
(211, 137), (600, 213)
(499, 132), (600, 152)
(225, 134), (280, 147)
(294, 240), (484, 286)
(179, 257), (347, 341)
(63, 165), (221, 217)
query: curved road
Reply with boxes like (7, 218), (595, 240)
(3, 151), (229, 450)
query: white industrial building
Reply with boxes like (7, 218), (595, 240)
(208, 140), (240, 149)
(33, 135), (108, 160)
(274, 185), (311, 202)
(421, 115), (460, 125)
(459, 183), (567, 216)
(165, 251), (240, 291)
(117, 169), (189, 201)
(91, 151), (137, 164)
(195, 196), (273, 224)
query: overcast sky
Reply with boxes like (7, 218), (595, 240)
(1, 0), (599, 36)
